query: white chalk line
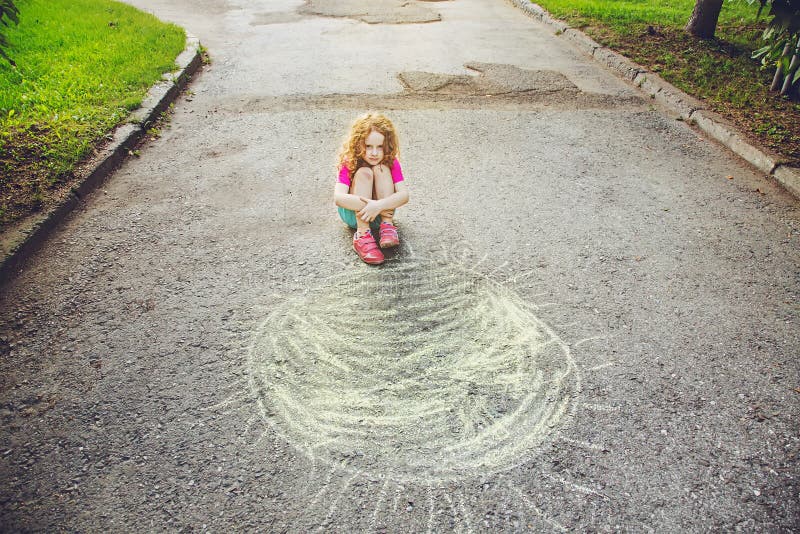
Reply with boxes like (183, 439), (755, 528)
(272, 433), (282, 456)
(298, 455), (320, 494)
(486, 260), (510, 277)
(457, 492), (474, 533)
(502, 493), (520, 532)
(511, 486), (567, 532)
(214, 377), (252, 394)
(582, 402), (621, 413)
(441, 490), (460, 534)
(369, 475), (392, 531)
(391, 485), (402, 514)
(585, 361), (615, 372)
(573, 335), (609, 348)
(542, 472), (609, 499)
(308, 465), (338, 510)
(426, 486), (436, 534)
(506, 269), (540, 282)
(319, 470), (362, 531)
(472, 253), (490, 271)
(557, 436), (608, 452)
(254, 428), (271, 448)
(239, 413), (261, 442)
(200, 389), (251, 412)
(509, 486), (527, 531)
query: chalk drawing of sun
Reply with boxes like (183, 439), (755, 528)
(249, 257), (579, 483)
(207, 244), (618, 531)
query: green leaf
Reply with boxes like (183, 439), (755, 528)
(753, 44), (772, 58)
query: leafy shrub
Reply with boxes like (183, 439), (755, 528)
(747, 0), (800, 96)
(0, 0), (19, 64)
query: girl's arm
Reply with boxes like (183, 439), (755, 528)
(357, 182), (409, 222)
(333, 183), (368, 211)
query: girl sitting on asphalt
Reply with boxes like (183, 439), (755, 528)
(333, 112), (410, 265)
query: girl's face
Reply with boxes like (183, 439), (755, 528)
(363, 129), (385, 166)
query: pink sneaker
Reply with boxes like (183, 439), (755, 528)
(353, 229), (384, 264)
(378, 222), (400, 248)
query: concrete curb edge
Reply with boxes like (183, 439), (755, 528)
(507, 0), (800, 200)
(0, 34), (202, 284)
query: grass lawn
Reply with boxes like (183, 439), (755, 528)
(0, 0), (185, 229)
(533, 0), (800, 166)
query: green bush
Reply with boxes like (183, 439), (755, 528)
(746, 0), (800, 96)
(0, 0), (19, 64)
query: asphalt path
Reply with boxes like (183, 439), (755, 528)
(1, 0), (799, 530)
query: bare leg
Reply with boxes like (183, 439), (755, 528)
(373, 164), (395, 225)
(350, 167), (374, 234)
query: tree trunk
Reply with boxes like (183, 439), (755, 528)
(685, 0), (725, 39)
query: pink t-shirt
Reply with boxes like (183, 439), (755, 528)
(338, 159), (405, 188)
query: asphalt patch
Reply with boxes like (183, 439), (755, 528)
(299, 0), (442, 24)
(212, 63), (645, 113)
(399, 62), (579, 95)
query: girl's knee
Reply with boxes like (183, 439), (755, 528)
(372, 164), (391, 179)
(354, 167), (374, 183)
(373, 165), (394, 196)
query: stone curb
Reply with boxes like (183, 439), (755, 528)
(507, 0), (800, 201)
(774, 165), (800, 198)
(0, 35), (202, 284)
(633, 71), (705, 121)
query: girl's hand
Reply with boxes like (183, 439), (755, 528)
(357, 197), (383, 222)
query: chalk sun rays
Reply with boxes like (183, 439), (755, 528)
(199, 243), (619, 531)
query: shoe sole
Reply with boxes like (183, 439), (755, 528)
(380, 240), (399, 249)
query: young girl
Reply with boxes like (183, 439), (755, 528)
(334, 113), (410, 265)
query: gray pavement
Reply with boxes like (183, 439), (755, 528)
(1, 0), (798, 531)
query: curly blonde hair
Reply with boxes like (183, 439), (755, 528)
(337, 112), (400, 178)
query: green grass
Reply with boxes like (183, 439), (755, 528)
(532, 0), (800, 164)
(534, 0), (757, 35)
(0, 0), (185, 228)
